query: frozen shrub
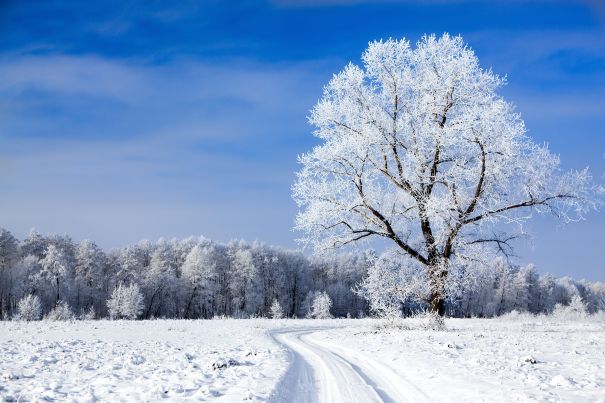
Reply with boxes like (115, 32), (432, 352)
(107, 283), (144, 320)
(79, 306), (96, 320)
(44, 301), (74, 321)
(500, 310), (535, 322)
(418, 309), (446, 330)
(16, 294), (42, 321)
(270, 299), (284, 319)
(311, 291), (333, 319)
(552, 295), (587, 321)
(372, 309), (447, 331)
(404, 309), (446, 330)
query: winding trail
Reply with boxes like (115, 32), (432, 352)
(268, 327), (428, 403)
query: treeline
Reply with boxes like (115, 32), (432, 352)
(447, 259), (605, 317)
(361, 252), (605, 318)
(0, 228), (369, 319)
(1, 228), (603, 320)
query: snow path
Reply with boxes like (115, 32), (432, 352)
(268, 327), (428, 403)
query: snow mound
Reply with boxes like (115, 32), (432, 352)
(549, 375), (575, 388)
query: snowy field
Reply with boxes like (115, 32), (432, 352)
(0, 320), (286, 402)
(1, 317), (604, 402)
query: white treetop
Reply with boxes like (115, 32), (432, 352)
(107, 283), (144, 320)
(311, 291), (333, 319)
(17, 294), (42, 321)
(270, 298), (284, 319)
(38, 244), (68, 304)
(293, 34), (595, 315)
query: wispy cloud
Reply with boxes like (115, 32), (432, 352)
(0, 53), (333, 246)
(0, 54), (332, 139)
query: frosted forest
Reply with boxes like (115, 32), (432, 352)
(0, 227), (603, 321)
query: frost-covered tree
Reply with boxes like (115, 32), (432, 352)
(114, 245), (147, 286)
(230, 248), (263, 316)
(182, 244), (218, 318)
(142, 241), (178, 318)
(0, 228), (19, 270)
(293, 34), (594, 317)
(74, 240), (106, 312)
(536, 274), (557, 314)
(585, 282), (605, 313)
(270, 299), (284, 319)
(311, 291), (333, 319)
(16, 294), (42, 321)
(0, 228), (20, 317)
(38, 245), (68, 305)
(552, 295), (587, 321)
(107, 283), (144, 320)
(20, 228), (46, 259)
(301, 290), (318, 318)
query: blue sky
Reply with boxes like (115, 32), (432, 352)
(0, 0), (604, 280)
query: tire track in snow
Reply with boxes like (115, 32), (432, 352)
(268, 327), (429, 403)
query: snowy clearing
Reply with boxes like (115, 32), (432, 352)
(1, 318), (604, 402)
(0, 320), (284, 402)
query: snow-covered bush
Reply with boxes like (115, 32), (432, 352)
(16, 294), (42, 321)
(107, 283), (144, 320)
(311, 291), (333, 319)
(270, 299), (284, 319)
(44, 301), (74, 321)
(500, 310), (536, 322)
(372, 309), (447, 331)
(413, 309), (447, 330)
(79, 306), (96, 320)
(552, 296), (587, 321)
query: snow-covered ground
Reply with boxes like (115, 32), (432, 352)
(309, 317), (605, 402)
(0, 319), (286, 402)
(1, 317), (604, 402)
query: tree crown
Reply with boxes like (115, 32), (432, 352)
(293, 34), (595, 269)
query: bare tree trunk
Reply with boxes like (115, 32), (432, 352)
(428, 293), (445, 316)
(145, 288), (159, 319)
(56, 277), (60, 306)
(184, 287), (197, 319)
(428, 263), (447, 317)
